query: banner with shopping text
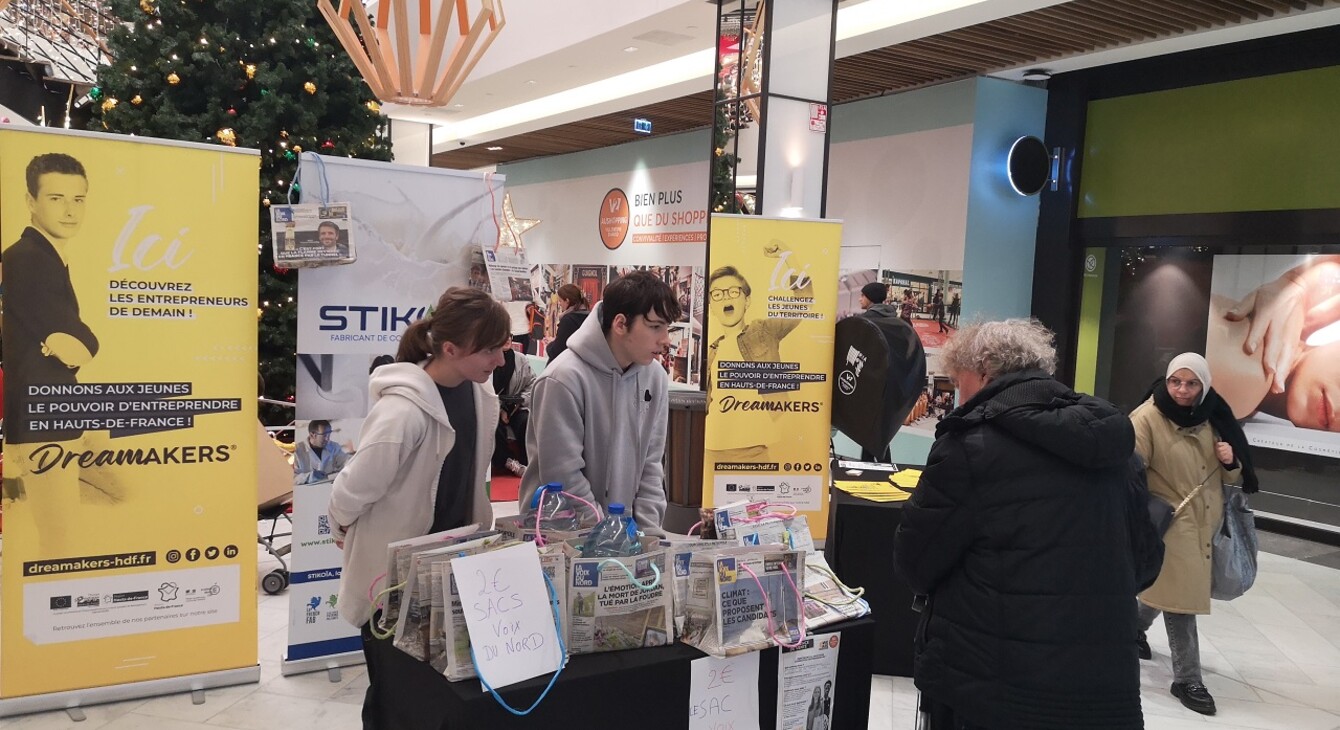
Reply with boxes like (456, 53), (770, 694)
(702, 214), (840, 539)
(0, 127), (258, 699)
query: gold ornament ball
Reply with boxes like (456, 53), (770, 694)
(303, 81), (317, 95)
(279, 130), (289, 139)
(167, 72), (181, 85)
(292, 145), (303, 153)
(366, 100), (381, 113)
(245, 64), (257, 79)
(714, 147), (724, 157)
(101, 98), (119, 112)
(216, 127), (237, 146)
(139, 0), (154, 13)
(131, 94), (143, 105)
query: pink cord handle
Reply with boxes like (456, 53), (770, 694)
(531, 486), (605, 547)
(733, 503), (800, 524)
(688, 520), (704, 536)
(740, 562), (807, 649)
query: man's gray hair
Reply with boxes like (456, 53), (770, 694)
(939, 318), (1057, 378)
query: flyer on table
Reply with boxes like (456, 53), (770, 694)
(0, 127), (258, 698)
(702, 214), (840, 536)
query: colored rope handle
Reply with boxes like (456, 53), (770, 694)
(469, 570), (568, 716)
(740, 562), (807, 649)
(804, 563), (866, 607)
(531, 485), (604, 547)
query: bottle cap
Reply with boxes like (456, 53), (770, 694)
(529, 482), (564, 509)
(608, 503), (626, 515)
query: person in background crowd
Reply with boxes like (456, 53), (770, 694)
(894, 319), (1143, 730)
(327, 287), (509, 729)
(899, 289), (917, 326)
(292, 419), (350, 484)
(546, 283), (590, 363)
(948, 292), (961, 328)
(522, 300), (546, 355)
(933, 288), (948, 333)
(519, 270), (681, 535)
(492, 347), (535, 477)
(858, 280), (886, 310)
(1129, 352), (1257, 716)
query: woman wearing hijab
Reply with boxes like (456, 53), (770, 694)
(1129, 352), (1258, 716)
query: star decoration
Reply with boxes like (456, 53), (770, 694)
(496, 192), (540, 252)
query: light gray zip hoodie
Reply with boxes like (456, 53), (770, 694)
(328, 362), (497, 626)
(519, 302), (669, 534)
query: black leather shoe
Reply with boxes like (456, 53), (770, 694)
(1136, 631), (1152, 660)
(1170, 682), (1216, 715)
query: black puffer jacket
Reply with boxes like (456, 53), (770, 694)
(893, 370), (1142, 729)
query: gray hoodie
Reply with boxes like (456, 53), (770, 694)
(519, 302), (669, 534)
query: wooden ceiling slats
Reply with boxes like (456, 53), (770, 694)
(433, 0), (1339, 169)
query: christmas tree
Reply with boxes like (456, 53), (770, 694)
(90, 0), (392, 425)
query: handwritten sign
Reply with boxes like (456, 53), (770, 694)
(689, 652), (760, 730)
(451, 541), (563, 689)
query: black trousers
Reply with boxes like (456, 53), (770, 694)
(492, 408), (530, 470)
(360, 620), (387, 730)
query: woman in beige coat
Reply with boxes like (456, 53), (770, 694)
(1130, 352), (1257, 717)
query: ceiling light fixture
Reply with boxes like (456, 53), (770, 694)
(1021, 68), (1052, 82)
(317, 0), (506, 108)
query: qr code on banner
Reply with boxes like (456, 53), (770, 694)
(317, 515), (331, 535)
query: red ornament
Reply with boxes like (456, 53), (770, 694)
(272, 264), (291, 275)
(321, 139), (336, 150)
(227, 107), (237, 116)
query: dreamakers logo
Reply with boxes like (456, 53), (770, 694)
(27, 443), (234, 474)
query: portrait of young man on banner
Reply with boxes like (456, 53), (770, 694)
(702, 216), (841, 518)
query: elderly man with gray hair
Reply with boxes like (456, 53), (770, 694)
(894, 318), (1144, 729)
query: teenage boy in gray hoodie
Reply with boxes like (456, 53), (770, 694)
(519, 270), (682, 535)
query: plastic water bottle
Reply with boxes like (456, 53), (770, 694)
(522, 483), (582, 532)
(581, 503), (643, 557)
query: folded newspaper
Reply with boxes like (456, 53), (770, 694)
(379, 525), (491, 628)
(682, 547), (807, 657)
(393, 533), (506, 662)
(562, 537), (673, 654)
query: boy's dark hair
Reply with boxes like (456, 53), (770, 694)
(308, 419), (332, 434)
(708, 265), (752, 297)
(26, 153), (87, 197)
(317, 220), (340, 233)
(600, 270), (682, 333)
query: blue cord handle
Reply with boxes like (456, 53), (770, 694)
(468, 569), (567, 716)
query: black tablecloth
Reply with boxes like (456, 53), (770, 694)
(824, 485), (919, 677)
(368, 616), (876, 729)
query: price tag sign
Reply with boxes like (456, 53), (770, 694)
(452, 542), (562, 689)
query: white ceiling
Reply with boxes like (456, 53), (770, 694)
(371, 0), (1340, 156)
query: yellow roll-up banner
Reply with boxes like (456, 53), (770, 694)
(702, 214), (841, 538)
(1, 128), (259, 698)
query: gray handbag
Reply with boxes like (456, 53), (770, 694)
(1210, 484), (1258, 601)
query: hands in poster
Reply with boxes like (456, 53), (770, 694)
(1210, 255), (1340, 432)
(1223, 255), (1340, 392)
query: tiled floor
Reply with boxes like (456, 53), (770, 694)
(7, 525), (1340, 729)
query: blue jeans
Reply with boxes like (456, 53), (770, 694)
(1138, 602), (1202, 684)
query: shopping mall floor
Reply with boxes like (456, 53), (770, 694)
(7, 526), (1340, 729)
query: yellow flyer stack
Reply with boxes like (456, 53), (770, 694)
(0, 127), (259, 705)
(701, 214), (841, 539)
